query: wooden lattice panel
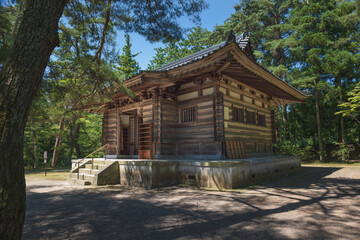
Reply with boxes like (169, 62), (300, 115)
(138, 123), (152, 159)
(225, 140), (246, 159)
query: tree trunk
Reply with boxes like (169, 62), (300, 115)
(289, 104), (296, 142)
(30, 120), (38, 169)
(76, 143), (82, 159)
(51, 118), (64, 167)
(67, 123), (75, 164)
(0, 1), (66, 238)
(336, 78), (345, 161)
(33, 143), (38, 169)
(32, 126), (38, 169)
(66, 120), (82, 164)
(314, 87), (324, 161)
(276, 106), (282, 144)
(282, 105), (290, 141)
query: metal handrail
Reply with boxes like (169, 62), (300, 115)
(76, 144), (109, 179)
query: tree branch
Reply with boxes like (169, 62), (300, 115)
(92, 0), (111, 62)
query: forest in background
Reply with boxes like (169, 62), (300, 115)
(1, 0), (359, 168)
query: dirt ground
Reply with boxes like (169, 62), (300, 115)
(24, 166), (360, 240)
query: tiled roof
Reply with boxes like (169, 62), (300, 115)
(154, 33), (250, 72)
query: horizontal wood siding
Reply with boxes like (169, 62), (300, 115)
(161, 99), (177, 154)
(223, 92), (274, 154)
(159, 92), (218, 156)
(177, 94), (216, 155)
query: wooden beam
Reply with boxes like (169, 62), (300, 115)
(216, 61), (232, 74)
(227, 42), (307, 101)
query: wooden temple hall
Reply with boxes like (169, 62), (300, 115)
(85, 32), (307, 160)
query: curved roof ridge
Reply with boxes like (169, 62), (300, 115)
(154, 32), (249, 72)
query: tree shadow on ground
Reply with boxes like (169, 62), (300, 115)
(24, 166), (360, 240)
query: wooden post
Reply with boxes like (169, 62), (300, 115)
(116, 107), (121, 155)
(152, 89), (162, 158)
(102, 109), (107, 146)
(270, 109), (276, 151)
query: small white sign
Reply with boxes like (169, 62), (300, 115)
(44, 159), (47, 164)
(43, 151), (47, 159)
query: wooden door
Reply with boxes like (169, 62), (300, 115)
(129, 116), (138, 155)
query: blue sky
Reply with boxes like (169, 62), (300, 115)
(117, 0), (239, 70)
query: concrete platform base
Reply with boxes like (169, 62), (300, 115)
(71, 156), (300, 189)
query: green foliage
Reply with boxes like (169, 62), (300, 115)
(15, 0), (360, 166)
(297, 146), (318, 162)
(147, 27), (215, 70)
(117, 34), (140, 80)
(209, 0), (360, 161)
(20, 0), (209, 167)
(113, 0), (208, 43)
(331, 142), (355, 162)
(211, 0), (293, 75)
(275, 140), (318, 161)
(337, 82), (360, 125)
(0, 2), (24, 66)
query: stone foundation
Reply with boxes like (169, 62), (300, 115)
(71, 156), (300, 189)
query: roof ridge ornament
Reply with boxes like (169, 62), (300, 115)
(226, 30), (236, 43)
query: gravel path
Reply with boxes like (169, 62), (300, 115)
(24, 166), (360, 240)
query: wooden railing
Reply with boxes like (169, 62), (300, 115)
(75, 144), (109, 179)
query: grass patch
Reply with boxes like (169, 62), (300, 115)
(25, 167), (70, 182)
(302, 161), (360, 168)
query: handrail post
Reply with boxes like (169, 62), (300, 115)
(73, 144), (109, 181)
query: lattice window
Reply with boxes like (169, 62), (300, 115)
(180, 106), (196, 123)
(257, 114), (266, 126)
(233, 107), (244, 123)
(246, 110), (256, 125)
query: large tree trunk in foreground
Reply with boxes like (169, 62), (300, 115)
(0, 0), (66, 239)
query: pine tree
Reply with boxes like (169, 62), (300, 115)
(117, 34), (140, 80)
(147, 26), (213, 70)
(289, 0), (360, 160)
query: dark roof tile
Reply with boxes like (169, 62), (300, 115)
(154, 33), (249, 72)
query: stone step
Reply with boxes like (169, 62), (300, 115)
(79, 168), (100, 175)
(69, 173), (79, 179)
(68, 178), (91, 185)
(85, 164), (107, 170)
(81, 174), (96, 182)
(92, 160), (106, 165)
(69, 172), (95, 181)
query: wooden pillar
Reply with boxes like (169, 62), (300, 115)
(212, 76), (225, 159)
(270, 109), (276, 152)
(152, 89), (162, 158)
(102, 108), (108, 146)
(116, 107), (121, 155)
(134, 115), (139, 154)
